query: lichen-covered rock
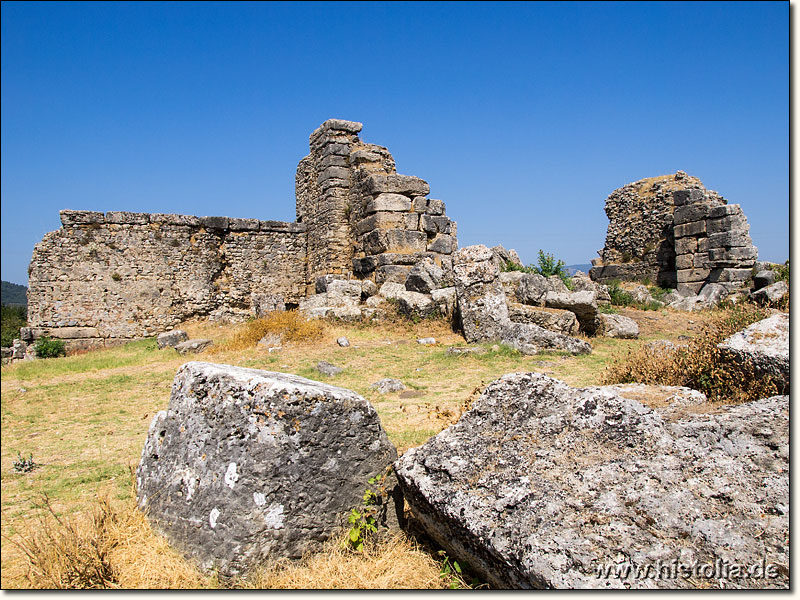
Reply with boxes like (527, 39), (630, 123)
(137, 362), (399, 577)
(175, 339), (213, 354)
(544, 290), (599, 334)
(370, 378), (406, 394)
(395, 291), (436, 318)
(454, 245), (590, 355)
(405, 257), (444, 294)
(507, 303), (580, 336)
(751, 281), (788, 306)
(516, 273), (567, 306)
(315, 360), (343, 376)
(595, 313), (639, 339)
(395, 372), (788, 589)
(157, 330), (189, 349)
(718, 313), (789, 393)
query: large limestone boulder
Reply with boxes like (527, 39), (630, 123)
(517, 273), (568, 306)
(157, 329), (188, 349)
(395, 372), (788, 589)
(595, 313), (639, 339)
(137, 362), (399, 577)
(751, 281), (788, 306)
(544, 290), (599, 334)
(453, 245), (590, 355)
(507, 303), (580, 336)
(718, 313), (789, 393)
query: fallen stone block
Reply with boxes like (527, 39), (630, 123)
(395, 372), (788, 589)
(175, 339), (213, 355)
(158, 329), (189, 349)
(316, 360), (343, 376)
(137, 362), (398, 577)
(595, 313), (639, 339)
(370, 378), (406, 394)
(750, 281), (788, 306)
(544, 290), (599, 334)
(718, 312), (789, 393)
(507, 303), (580, 336)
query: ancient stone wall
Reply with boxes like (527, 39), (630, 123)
(27, 211), (306, 345)
(590, 171), (757, 293)
(25, 118), (458, 346)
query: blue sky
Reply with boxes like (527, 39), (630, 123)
(1, 1), (788, 285)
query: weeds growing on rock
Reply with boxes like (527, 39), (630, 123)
(602, 303), (780, 403)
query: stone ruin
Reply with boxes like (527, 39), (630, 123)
(589, 171), (758, 295)
(24, 119), (457, 351)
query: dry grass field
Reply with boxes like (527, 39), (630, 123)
(0, 304), (765, 588)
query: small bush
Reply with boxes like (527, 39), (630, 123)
(220, 310), (324, 351)
(774, 260), (789, 283)
(1, 303), (27, 347)
(606, 280), (661, 311)
(602, 303), (779, 403)
(34, 336), (66, 359)
(501, 260), (535, 274)
(111, 273), (122, 282)
(13, 452), (37, 473)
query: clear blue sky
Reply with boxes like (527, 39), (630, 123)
(1, 1), (788, 285)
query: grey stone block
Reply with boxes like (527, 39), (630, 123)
(706, 231), (752, 249)
(363, 173), (430, 196)
(366, 193), (412, 214)
(137, 362), (397, 578)
(426, 199), (445, 216)
(427, 234), (457, 255)
(105, 211), (150, 225)
(200, 216), (229, 230)
(60, 210), (105, 226)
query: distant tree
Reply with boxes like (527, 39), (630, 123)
(1, 304), (27, 347)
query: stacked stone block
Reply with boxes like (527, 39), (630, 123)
(672, 189), (757, 295)
(351, 173), (458, 285)
(25, 118), (459, 349)
(590, 171), (758, 295)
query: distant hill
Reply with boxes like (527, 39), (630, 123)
(1, 281), (27, 306)
(565, 264), (593, 276)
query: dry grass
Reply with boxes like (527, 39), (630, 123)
(239, 531), (458, 590)
(213, 310), (324, 352)
(602, 303), (782, 403)
(3, 492), (211, 589)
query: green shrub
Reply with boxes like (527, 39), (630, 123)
(1, 303), (27, 347)
(34, 336), (67, 359)
(774, 260), (789, 283)
(501, 260), (535, 274)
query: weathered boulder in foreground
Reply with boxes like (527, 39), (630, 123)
(718, 312), (789, 393)
(395, 372), (788, 589)
(453, 245), (591, 355)
(137, 362), (399, 577)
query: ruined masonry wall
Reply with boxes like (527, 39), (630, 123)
(26, 118), (459, 346)
(27, 211), (306, 345)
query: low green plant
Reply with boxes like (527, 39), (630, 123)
(597, 304), (618, 314)
(34, 336), (66, 359)
(501, 260), (535, 274)
(111, 273), (122, 282)
(346, 473), (387, 553)
(774, 260), (789, 283)
(437, 550), (463, 589)
(13, 452), (37, 473)
(648, 285), (672, 302)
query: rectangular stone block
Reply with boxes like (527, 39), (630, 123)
(426, 199), (445, 216)
(228, 218), (261, 231)
(350, 150), (382, 165)
(677, 281), (705, 295)
(318, 177), (349, 191)
(707, 204), (739, 219)
(708, 246), (758, 263)
(412, 196), (428, 213)
(376, 252), (436, 266)
(675, 254), (694, 270)
(420, 215), (453, 235)
(319, 142), (351, 158)
(697, 238), (710, 252)
(60, 210), (105, 226)
(673, 204), (711, 225)
(427, 234), (457, 255)
(363, 173), (430, 196)
(672, 189), (705, 207)
(47, 326), (101, 339)
(355, 213), (406, 236)
(363, 229), (427, 255)
(317, 166), (350, 184)
(692, 252), (710, 268)
(353, 256), (378, 275)
(404, 213), (420, 230)
(706, 214), (748, 235)
(674, 220), (706, 238)
(105, 211), (149, 225)
(676, 268), (711, 283)
(674, 238), (697, 255)
(707, 268), (753, 283)
(366, 193), (412, 214)
(200, 216), (229, 230)
(375, 265), (412, 285)
(150, 213), (201, 226)
(318, 154), (348, 169)
(707, 231), (752, 249)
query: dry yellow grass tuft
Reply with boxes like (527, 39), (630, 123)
(238, 531), (459, 590)
(5, 492), (211, 589)
(215, 310), (325, 352)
